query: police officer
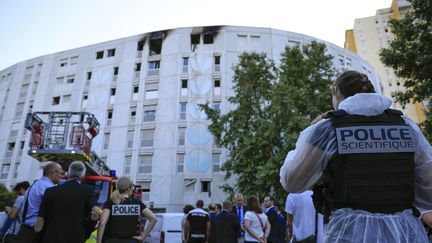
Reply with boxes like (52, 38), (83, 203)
(185, 200), (210, 243)
(280, 70), (432, 242)
(96, 176), (157, 243)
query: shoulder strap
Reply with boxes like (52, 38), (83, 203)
(21, 180), (37, 224)
(254, 212), (265, 233)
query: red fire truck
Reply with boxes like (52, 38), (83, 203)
(24, 111), (116, 205)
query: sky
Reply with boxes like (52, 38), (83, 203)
(0, 0), (392, 71)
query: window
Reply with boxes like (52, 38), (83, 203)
(178, 128), (185, 146)
(96, 51), (104, 59)
(87, 72), (92, 80)
(107, 48), (116, 57)
(182, 57), (189, 66)
(213, 153), (221, 172)
(214, 79), (220, 88)
(70, 56), (79, 65)
(60, 58), (68, 67)
(103, 133), (110, 150)
(185, 179), (196, 192)
(181, 79), (188, 96)
(181, 79), (188, 89)
(137, 41), (145, 51)
(143, 109), (156, 122)
(20, 84), (29, 98)
(110, 88), (116, 96)
(10, 122), (19, 137)
(145, 90), (158, 100)
(56, 77), (65, 84)
(133, 86), (139, 93)
(140, 129), (154, 147)
(132, 86), (139, 101)
(138, 181), (151, 201)
(28, 100), (34, 112)
(52, 96), (60, 105)
(214, 79), (221, 96)
(130, 107), (137, 123)
(13, 163), (20, 178)
(214, 55), (221, 72)
(201, 181), (211, 192)
(203, 33), (214, 44)
(113, 67), (119, 76)
(180, 103), (187, 120)
(1, 164), (10, 179)
(182, 57), (189, 73)
(148, 61), (160, 76)
(107, 110), (113, 126)
(191, 34), (200, 45)
(66, 75), (75, 84)
(148, 61), (160, 69)
(213, 103), (221, 114)
(135, 62), (141, 72)
(127, 130), (134, 149)
(177, 154), (184, 173)
(149, 38), (162, 55)
(62, 94), (71, 103)
(138, 155), (152, 174)
(82, 94), (88, 107)
(214, 55), (221, 65)
(124, 156), (131, 174)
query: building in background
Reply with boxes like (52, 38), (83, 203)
(0, 26), (382, 212)
(344, 0), (425, 122)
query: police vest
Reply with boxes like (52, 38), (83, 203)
(105, 198), (144, 239)
(314, 109), (415, 218)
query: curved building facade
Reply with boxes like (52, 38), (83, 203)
(0, 26), (382, 211)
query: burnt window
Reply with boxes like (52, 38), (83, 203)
(203, 33), (214, 44)
(107, 110), (113, 119)
(107, 48), (116, 57)
(191, 34), (200, 45)
(113, 67), (119, 75)
(149, 38), (162, 55)
(96, 51), (104, 59)
(133, 86), (139, 93)
(110, 88), (116, 96)
(87, 72), (92, 80)
(135, 63), (142, 71)
(137, 41), (145, 51)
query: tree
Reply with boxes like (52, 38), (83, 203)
(0, 183), (16, 210)
(201, 42), (335, 203)
(379, 0), (432, 141)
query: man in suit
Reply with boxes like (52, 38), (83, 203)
(231, 193), (247, 243)
(35, 161), (100, 243)
(264, 195), (281, 243)
(216, 200), (240, 243)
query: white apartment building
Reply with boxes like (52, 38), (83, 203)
(345, 0), (424, 122)
(0, 26), (382, 212)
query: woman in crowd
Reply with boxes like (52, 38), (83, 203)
(244, 196), (270, 243)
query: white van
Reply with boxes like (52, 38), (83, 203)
(144, 213), (183, 243)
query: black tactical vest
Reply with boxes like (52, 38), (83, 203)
(313, 109), (415, 221)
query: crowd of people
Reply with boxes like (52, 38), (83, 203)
(0, 162), (157, 243)
(1, 69), (432, 243)
(182, 193), (291, 243)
